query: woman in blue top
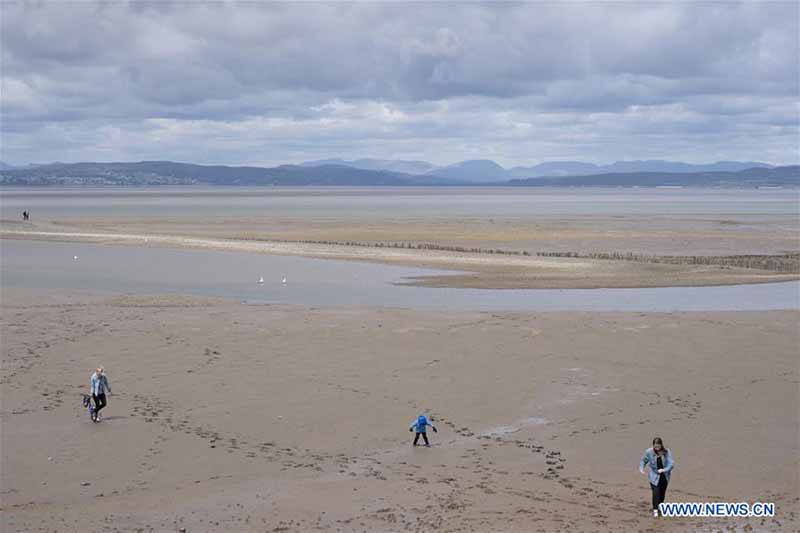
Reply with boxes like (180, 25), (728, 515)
(639, 437), (674, 517)
(89, 367), (111, 422)
(409, 415), (437, 447)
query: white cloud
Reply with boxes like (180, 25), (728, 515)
(1, 2), (797, 166)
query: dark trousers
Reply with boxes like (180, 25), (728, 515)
(413, 432), (429, 446)
(651, 476), (669, 511)
(92, 393), (107, 416)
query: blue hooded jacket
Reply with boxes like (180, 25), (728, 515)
(410, 415), (430, 433)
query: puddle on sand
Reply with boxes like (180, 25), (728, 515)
(481, 417), (550, 437)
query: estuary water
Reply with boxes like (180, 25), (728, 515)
(2, 239), (797, 312)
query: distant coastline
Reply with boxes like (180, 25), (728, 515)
(1, 160), (797, 188)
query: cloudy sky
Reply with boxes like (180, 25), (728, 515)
(2, 2), (798, 167)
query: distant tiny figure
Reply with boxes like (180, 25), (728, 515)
(89, 367), (111, 422)
(639, 437), (674, 517)
(409, 414), (437, 447)
(22, 210), (29, 221)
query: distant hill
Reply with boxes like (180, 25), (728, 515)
(508, 160), (774, 178)
(0, 162), (16, 170)
(300, 158), (438, 175)
(0, 161), (459, 187)
(426, 159), (508, 182)
(1, 160), (795, 187)
(603, 160), (773, 174)
(509, 161), (598, 178)
(508, 166), (799, 187)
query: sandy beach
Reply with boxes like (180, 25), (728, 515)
(2, 288), (798, 532)
(2, 191), (798, 531)
(4, 1), (799, 531)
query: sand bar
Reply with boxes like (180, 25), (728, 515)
(2, 226), (797, 289)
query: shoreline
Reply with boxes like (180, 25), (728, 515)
(3, 227), (798, 290)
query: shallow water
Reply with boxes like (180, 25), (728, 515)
(2, 239), (797, 312)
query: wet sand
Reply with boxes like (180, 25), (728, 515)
(2, 288), (798, 532)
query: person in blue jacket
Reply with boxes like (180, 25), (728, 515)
(409, 414), (437, 446)
(639, 437), (674, 517)
(89, 367), (111, 422)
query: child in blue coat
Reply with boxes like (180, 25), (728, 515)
(409, 415), (438, 446)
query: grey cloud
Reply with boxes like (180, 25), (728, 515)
(1, 2), (797, 166)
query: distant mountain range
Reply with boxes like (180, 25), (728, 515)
(302, 158), (775, 182)
(298, 158), (777, 182)
(0, 160), (796, 187)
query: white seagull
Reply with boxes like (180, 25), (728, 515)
(281, 277), (287, 284)
(258, 276), (264, 284)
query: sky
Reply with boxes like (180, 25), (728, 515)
(1, 2), (798, 168)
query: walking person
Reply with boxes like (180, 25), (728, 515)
(409, 414), (437, 447)
(639, 437), (674, 517)
(89, 367), (111, 422)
